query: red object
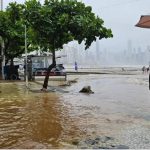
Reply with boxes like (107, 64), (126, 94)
(135, 15), (150, 28)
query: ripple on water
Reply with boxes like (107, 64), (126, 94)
(0, 82), (84, 148)
(1, 74), (149, 148)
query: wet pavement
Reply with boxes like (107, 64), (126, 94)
(0, 74), (150, 149)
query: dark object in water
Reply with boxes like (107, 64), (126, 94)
(79, 86), (94, 94)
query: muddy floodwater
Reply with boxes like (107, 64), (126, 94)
(0, 74), (150, 149)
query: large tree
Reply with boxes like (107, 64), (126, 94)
(0, 2), (37, 79)
(0, 2), (28, 79)
(25, 0), (113, 90)
(0, 2), (25, 65)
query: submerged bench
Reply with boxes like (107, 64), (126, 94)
(32, 68), (67, 81)
(33, 74), (67, 81)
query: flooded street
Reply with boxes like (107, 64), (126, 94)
(0, 73), (150, 149)
(0, 82), (79, 148)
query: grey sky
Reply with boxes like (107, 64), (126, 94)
(4, 0), (150, 52)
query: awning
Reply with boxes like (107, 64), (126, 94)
(135, 15), (150, 28)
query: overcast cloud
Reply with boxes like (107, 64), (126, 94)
(3, 0), (150, 52)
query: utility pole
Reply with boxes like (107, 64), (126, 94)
(0, 0), (5, 80)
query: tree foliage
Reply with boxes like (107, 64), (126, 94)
(0, 2), (37, 63)
(0, 0), (113, 86)
(25, 0), (113, 89)
(0, 2), (25, 62)
(25, 0), (113, 51)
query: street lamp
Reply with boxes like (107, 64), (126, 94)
(0, 0), (5, 80)
(25, 25), (28, 88)
(24, 0), (28, 88)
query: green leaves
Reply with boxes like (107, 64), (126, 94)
(0, 2), (27, 60)
(7, 2), (20, 21)
(25, 0), (113, 51)
(1, 0), (113, 61)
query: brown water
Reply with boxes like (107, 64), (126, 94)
(0, 74), (150, 148)
(0, 82), (83, 148)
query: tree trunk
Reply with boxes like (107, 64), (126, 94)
(8, 58), (15, 80)
(42, 49), (56, 90)
(10, 58), (14, 66)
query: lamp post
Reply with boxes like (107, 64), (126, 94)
(25, 25), (28, 88)
(0, 0), (5, 80)
(24, 0), (28, 88)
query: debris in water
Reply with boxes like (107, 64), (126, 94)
(79, 86), (94, 94)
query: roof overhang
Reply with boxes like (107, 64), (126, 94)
(135, 15), (150, 28)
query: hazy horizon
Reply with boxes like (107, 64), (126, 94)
(2, 0), (150, 66)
